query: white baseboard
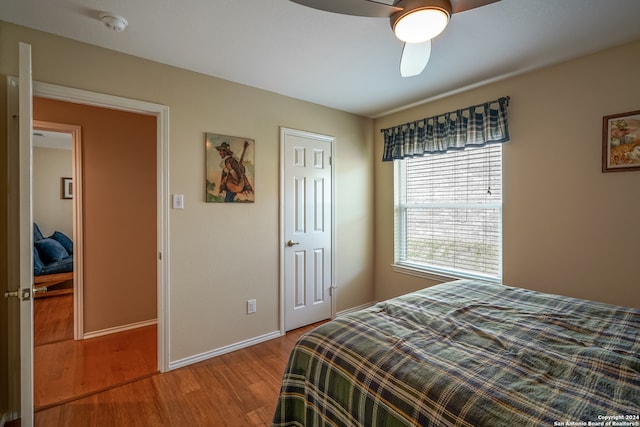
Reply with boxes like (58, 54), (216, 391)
(336, 301), (376, 317)
(168, 330), (283, 371)
(83, 318), (158, 340)
(166, 306), (375, 373)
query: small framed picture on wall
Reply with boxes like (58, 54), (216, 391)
(602, 109), (640, 172)
(61, 177), (73, 199)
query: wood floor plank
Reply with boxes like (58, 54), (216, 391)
(34, 322), (321, 426)
(34, 324), (157, 409)
(33, 292), (158, 411)
(34, 293), (74, 345)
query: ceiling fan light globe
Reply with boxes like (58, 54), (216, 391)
(393, 8), (449, 43)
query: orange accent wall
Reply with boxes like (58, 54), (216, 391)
(34, 97), (157, 333)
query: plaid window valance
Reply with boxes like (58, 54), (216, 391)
(382, 96), (510, 161)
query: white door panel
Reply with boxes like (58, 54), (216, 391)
(281, 128), (334, 332)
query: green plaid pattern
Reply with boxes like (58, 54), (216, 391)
(273, 280), (640, 426)
(381, 97), (510, 161)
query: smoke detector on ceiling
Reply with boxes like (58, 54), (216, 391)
(99, 12), (128, 32)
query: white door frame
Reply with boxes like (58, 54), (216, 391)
(30, 81), (171, 372)
(279, 127), (336, 335)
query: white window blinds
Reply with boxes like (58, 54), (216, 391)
(395, 143), (502, 280)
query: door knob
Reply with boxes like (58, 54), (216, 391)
(33, 286), (48, 296)
(287, 240), (300, 247)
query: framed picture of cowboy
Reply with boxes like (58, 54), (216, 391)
(205, 133), (255, 202)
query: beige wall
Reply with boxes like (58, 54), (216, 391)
(33, 146), (73, 238)
(374, 39), (640, 308)
(0, 20), (374, 371)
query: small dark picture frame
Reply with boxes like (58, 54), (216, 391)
(61, 177), (73, 199)
(602, 109), (640, 172)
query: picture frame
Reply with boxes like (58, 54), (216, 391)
(61, 177), (73, 199)
(602, 109), (640, 172)
(205, 133), (255, 203)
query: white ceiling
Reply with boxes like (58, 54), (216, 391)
(2, 0), (640, 118)
(33, 129), (72, 150)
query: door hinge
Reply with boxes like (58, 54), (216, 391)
(159, 252), (162, 260)
(329, 156), (332, 166)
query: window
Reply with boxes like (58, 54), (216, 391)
(394, 144), (502, 281)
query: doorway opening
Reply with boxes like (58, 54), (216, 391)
(30, 111), (158, 410)
(32, 122), (83, 340)
(27, 82), (170, 415)
(29, 81), (170, 375)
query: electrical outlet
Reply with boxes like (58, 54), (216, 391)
(247, 299), (257, 314)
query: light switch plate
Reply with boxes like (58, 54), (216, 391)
(247, 299), (256, 314)
(172, 194), (184, 209)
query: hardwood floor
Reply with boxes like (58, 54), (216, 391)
(34, 322), (316, 427)
(34, 293), (74, 346)
(33, 294), (157, 411)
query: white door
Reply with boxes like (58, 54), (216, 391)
(5, 41), (35, 427)
(281, 128), (335, 332)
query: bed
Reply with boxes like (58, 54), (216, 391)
(272, 279), (640, 426)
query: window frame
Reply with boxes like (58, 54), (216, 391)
(392, 145), (503, 283)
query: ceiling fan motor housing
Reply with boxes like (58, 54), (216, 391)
(391, 0), (452, 41)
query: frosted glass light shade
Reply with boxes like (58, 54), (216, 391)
(393, 8), (449, 43)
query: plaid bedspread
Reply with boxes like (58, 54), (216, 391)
(272, 279), (640, 426)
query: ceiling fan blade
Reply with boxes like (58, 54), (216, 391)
(400, 40), (431, 77)
(289, 0), (401, 18)
(451, 0), (500, 14)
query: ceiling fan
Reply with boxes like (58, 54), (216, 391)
(289, 0), (500, 77)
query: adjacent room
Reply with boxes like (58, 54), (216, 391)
(1, 0), (639, 426)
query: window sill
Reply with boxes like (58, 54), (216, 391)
(391, 263), (501, 284)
